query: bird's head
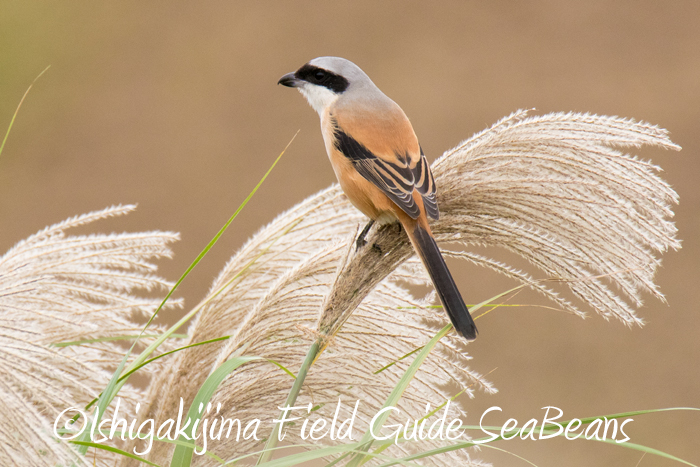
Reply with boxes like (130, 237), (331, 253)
(278, 56), (374, 115)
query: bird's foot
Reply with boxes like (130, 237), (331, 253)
(355, 219), (375, 252)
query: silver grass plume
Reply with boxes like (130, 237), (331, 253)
(130, 111), (679, 466)
(0, 205), (180, 467)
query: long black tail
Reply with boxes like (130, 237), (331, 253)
(408, 223), (478, 341)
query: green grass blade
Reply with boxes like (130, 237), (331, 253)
(76, 335), (296, 443)
(51, 334), (188, 347)
(76, 134), (297, 454)
(65, 428), (227, 463)
(0, 65), (50, 160)
(373, 347), (423, 375)
(79, 336), (233, 413)
(224, 443), (318, 465)
(254, 442), (424, 467)
(140, 129), (299, 334)
(586, 439), (696, 466)
(567, 407), (700, 425)
(81, 215), (300, 416)
(254, 444), (360, 467)
(374, 428), (698, 467)
(69, 441), (162, 466)
(478, 444), (540, 467)
(345, 324), (452, 467)
(459, 407), (700, 434)
(110, 214), (298, 396)
(266, 359), (298, 380)
(257, 340), (321, 464)
(347, 285), (525, 466)
(379, 408), (700, 467)
(170, 356), (284, 467)
(76, 353), (130, 453)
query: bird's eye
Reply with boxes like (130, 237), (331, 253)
(314, 70), (326, 81)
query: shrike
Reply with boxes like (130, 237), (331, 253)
(278, 56), (477, 341)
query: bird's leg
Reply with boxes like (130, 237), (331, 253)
(355, 219), (375, 250)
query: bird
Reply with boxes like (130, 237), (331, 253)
(278, 57), (477, 341)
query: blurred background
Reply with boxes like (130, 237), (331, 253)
(1, 1), (698, 465)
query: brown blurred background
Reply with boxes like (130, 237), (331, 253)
(1, 1), (698, 465)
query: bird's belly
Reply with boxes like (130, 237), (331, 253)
(329, 150), (396, 222)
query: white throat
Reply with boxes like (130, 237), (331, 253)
(298, 83), (339, 115)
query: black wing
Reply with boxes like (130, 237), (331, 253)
(414, 147), (439, 220)
(333, 123), (420, 219)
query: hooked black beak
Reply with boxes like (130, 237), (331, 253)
(278, 72), (300, 88)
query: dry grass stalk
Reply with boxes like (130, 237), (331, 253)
(0, 205), (180, 467)
(129, 110), (678, 466)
